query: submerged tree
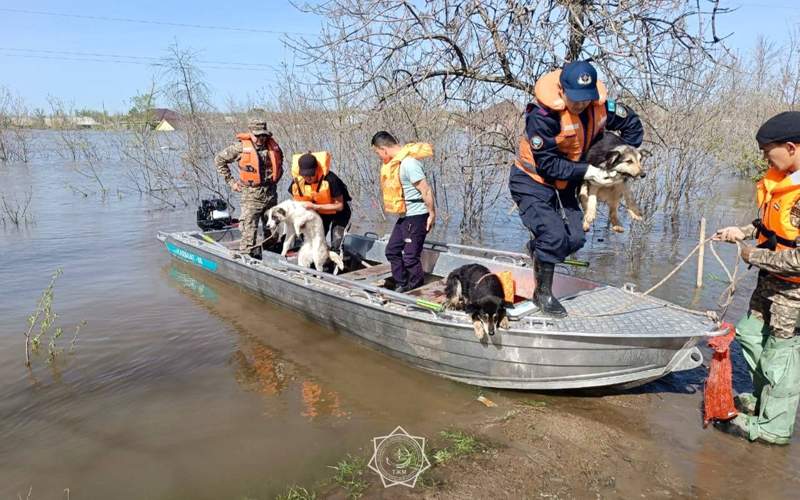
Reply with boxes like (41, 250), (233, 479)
(288, 1), (729, 233)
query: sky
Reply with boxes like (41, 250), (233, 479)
(0, 0), (798, 113)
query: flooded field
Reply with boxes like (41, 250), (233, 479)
(1, 139), (798, 499)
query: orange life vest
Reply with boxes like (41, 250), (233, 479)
(290, 151), (336, 215)
(496, 271), (516, 303)
(515, 69), (608, 190)
(477, 271), (516, 304)
(755, 167), (800, 284)
(380, 143), (433, 214)
(236, 133), (283, 187)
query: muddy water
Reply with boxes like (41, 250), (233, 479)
(0, 142), (797, 499)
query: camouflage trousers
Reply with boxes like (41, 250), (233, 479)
(748, 272), (800, 339)
(238, 185), (277, 253)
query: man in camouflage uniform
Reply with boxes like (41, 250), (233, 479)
(715, 111), (800, 445)
(214, 119), (283, 255)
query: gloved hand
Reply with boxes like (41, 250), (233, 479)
(583, 165), (618, 186)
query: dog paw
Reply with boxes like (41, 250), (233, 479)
(582, 221), (591, 232)
(499, 316), (510, 330)
(472, 320), (485, 340)
(612, 225), (625, 233)
(628, 210), (643, 221)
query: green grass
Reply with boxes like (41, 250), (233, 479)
(329, 454), (368, 499)
(519, 399), (547, 408)
(275, 485), (316, 500)
(433, 430), (485, 464)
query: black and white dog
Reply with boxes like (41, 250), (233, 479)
(443, 264), (509, 339)
(265, 200), (344, 273)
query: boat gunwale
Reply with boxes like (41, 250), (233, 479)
(159, 230), (727, 341)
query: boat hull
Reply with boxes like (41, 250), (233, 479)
(159, 232), (714, 390)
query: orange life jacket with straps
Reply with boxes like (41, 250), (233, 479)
(290, 151), (337, 215)
(380, 143), (433, 214)
(236, 133), (283, 187)
(754, 167), (800, 284)
(515, 70), (608, 190)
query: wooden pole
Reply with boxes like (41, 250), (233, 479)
(696, 217), (706, 288)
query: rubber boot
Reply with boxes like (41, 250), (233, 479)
(534, 259), (567, 318)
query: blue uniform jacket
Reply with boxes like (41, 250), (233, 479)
(510, 99), (644, 199)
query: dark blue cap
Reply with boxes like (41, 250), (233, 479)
(559, 61), (599, 102)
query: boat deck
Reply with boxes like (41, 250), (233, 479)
(539, 285), (710, 336)
(195, 231), (715, 338)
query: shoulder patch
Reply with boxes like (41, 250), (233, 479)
(531, 135), (544, 150)
(791, 195), (800, 228)
(615, 103), (628, 118)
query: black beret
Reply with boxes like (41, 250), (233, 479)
(298, 153), (319, 176)
(756, 111), (800, 146)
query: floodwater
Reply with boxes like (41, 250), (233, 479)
(0, 135), (797, 498)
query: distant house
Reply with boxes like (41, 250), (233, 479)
(151, 108), (182, 131)
(73, 116), (99, 129)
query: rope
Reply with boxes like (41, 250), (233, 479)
(566, 236), (743, 323)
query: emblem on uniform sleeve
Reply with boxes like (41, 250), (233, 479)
(531, 135), (544, 150)
(578, 73), (592, 86)
(615, 104), (628, 118)
(791, 196), (800, 228)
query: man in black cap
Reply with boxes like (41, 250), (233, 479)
(509, 60), (644, 317)
(215, 119), (284, 255)
(713, 111), (800, 445)
(289, 151), (352, 251)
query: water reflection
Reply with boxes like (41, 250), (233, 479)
(166, 263), (349, 420)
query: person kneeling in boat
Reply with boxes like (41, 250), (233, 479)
(509, 60), (643, 317)
(289, 151), (352, 252)
(371, 131), (436, 293)
(713, 111), (800, 445)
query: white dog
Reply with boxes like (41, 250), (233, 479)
(265, 200), (344, 272)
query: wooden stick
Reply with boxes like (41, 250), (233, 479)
(696, 217), (706, 288)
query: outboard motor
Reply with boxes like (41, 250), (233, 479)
(196, 198), (234, 231)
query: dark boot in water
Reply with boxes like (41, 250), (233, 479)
(534, 260), (567, 317)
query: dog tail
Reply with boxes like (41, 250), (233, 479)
(328, 251), (344, 272)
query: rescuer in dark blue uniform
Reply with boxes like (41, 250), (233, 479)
(509, 61), (644, 317)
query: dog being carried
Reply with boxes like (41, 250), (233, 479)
(265, 200), (344, 272)
(579, 131), (646, 233)
(443, 264), (510, 340)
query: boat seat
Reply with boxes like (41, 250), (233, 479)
(340, 263), (393, 282)
(406, 278), (448, 303)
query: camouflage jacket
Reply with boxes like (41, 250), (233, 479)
(213, 141), (281, 189)
(739, 211), (800, 302)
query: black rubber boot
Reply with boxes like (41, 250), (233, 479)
(533, 259), (567, 318)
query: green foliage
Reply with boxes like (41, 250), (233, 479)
(275, 485), (317, 500)
(329, 454), (368, 499)
(74, 108), (110, 123)
(24, 268), (85, 367)
(433, 430), (485, 464)
(433, 448), (453, 464)
(732, 145), (770, 181)
(126, 84), (158, 129)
